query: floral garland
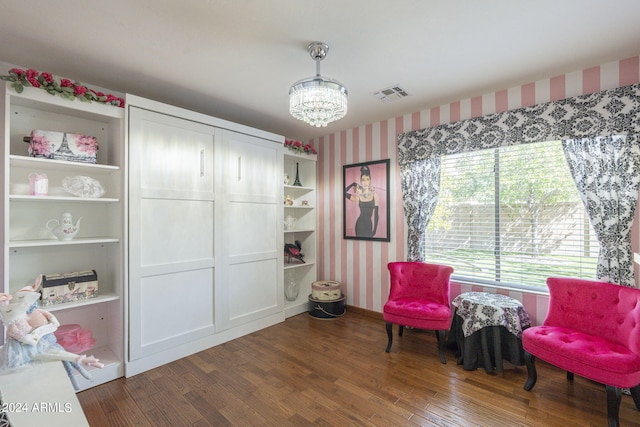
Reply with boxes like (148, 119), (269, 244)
(0, 68), (125, 108)
(284, 139), (317, 155)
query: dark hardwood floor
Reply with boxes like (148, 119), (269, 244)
(78, 310), (640, 426)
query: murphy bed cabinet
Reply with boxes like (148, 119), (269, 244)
(127, 106), (216, 362)
(0, 83), (125, 391)
(217, 130), (283, 331)
(126, 95), (284, 375)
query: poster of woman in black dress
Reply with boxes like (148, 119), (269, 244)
(343, 159), (390, 242)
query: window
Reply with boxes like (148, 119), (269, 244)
(424, 140), (599, 291)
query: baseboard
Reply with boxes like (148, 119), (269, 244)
(346, 305), (383, 321)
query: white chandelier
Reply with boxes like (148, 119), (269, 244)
(289, 42), (348, 128)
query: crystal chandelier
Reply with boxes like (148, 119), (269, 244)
(289, 42), (348, 127)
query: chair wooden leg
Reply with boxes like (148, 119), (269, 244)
(385, 322), (393, 352)
(398, 325), (404, 337)
(567, 371), (574, 381)
(605, 385), (622, 427)
(629, 384), (640, 410)
(523, 351), (537, 391)
(435, 330), (447, 364)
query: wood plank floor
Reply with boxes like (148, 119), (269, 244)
(78, 310), (640, 426)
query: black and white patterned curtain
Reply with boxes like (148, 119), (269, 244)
(401, 158), (441, 261)
(397, 84), (640, 285)
(563, 136), (640, 286)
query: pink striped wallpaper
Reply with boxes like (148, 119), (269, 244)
(313, 55), (640, 325)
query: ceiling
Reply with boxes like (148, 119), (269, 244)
(0, 0), (639, 141)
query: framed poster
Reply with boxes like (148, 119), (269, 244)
(343, 159), (390, 242)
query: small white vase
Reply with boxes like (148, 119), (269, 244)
(284, 215), (297, 230)
(285, 281), (300, 301)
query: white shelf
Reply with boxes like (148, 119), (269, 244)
(283, 151), (317, 162)
(10, 195), (119, 203)
(74, 345), (120, 375)
(284, 260), (316, 270)
(9, 237), (120, 248)
(10, 154), (120, 172)
(284, 205), (315, 209)
(284, 300), (309, 318)
(284, 228), (314, 233)
(67, 345), (123, 392)
(9, 84), (124, 120)
(284, 184), (314, 192)
(43, 293), (120, 312)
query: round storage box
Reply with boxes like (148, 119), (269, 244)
(311, 280), (342, 301)
(308, 294), (345, 319)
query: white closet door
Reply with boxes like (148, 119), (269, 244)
(216, 130), (283, 330)
(129, 107), (216, 361)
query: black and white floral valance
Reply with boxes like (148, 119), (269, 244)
(398, 84), (640, 164)
(397, 84), (640, 287)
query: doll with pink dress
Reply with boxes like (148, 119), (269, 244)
(0, 276), (103, 390)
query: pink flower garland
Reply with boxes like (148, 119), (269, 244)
(284, 139), (317, 155)
(1, 67), (125, 108)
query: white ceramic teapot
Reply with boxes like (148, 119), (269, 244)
(46, 212), (82, 241)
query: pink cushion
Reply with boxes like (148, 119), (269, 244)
(383, 298), (452, 330)
(384, 298), (451, 320)
(523, 326), (640, 388)
(522, 277), (640, 388)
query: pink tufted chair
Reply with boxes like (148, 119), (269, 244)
(522, 277), (640, 427)
(384, 262), (454, 363)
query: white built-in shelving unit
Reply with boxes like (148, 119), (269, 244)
(283, 151), (318, 317)
(1, 83), (125, 391)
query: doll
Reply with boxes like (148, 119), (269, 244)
(0, 299), (62, 368)
(11, 287), (58, 343)
(0, 277), (104, 390)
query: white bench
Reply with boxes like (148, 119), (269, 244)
(0, 361), (89, 426)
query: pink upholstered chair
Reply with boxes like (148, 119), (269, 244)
(522, 277), (640, 427)
(384, 262), (454, 363)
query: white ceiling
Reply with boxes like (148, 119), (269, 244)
(1, 0), (639, 141)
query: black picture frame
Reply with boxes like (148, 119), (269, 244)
(343, 159), (391, 242)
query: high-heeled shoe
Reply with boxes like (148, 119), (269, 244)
(284, 240), (305, 263)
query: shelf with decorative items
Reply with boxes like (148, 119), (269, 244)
(283, 140), (317, 317)
(1, 78), (125, 391)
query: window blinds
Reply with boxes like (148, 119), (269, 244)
(425, 140), (599, 290)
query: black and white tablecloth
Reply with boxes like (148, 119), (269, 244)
(451, 292), (531, 338)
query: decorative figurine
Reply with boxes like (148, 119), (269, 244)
(46, 212), (82, 241)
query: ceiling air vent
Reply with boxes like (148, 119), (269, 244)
(373, 85), (409, 103)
